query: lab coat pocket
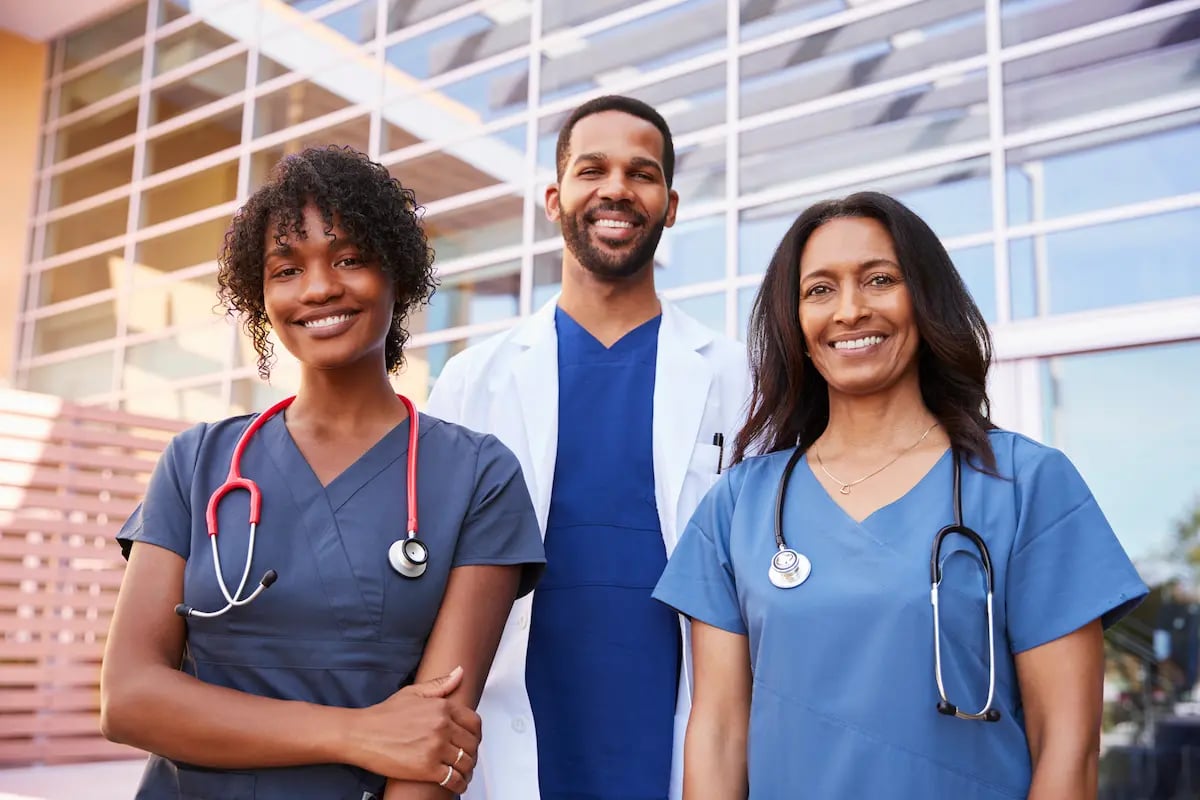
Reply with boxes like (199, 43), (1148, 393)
(687, 442), (722, 490)
(177, 767), (256, 800)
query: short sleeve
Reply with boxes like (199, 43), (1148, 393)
(1006, 445), (1148, 654)
(116, 424), (206, 561)
(653, 472), (746, 635)
(453, 434), (545, 598)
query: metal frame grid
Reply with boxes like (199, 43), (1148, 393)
(12, 0), (1200, 431)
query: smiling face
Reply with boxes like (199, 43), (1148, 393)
(798, 216), (921, 398)
(262, 203), (397, 373)
(547, 110), (678, 280)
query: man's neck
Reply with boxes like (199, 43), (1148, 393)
(557, 257), (661, 347)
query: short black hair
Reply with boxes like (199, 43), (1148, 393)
(217, 146), (436, 378)
(737, 191), (996, 471)
(554, 95), (675, 188)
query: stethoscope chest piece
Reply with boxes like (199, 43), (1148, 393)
(769, 548), (811, 589)
(388, 536), (428, 579)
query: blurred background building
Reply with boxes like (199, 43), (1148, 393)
(0, 0), (1199, 795)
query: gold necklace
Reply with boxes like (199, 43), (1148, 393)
(814, 422), (940, 495)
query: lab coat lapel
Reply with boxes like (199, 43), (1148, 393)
(653, 301), (712, 551)
(511, 302), (559, 535)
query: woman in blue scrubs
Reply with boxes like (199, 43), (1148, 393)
(100, 146), (545, 800)
(653, 191), (1147, 799)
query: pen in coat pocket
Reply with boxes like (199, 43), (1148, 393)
(712, 432), (724, 474)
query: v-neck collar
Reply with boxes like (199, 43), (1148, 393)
(800, 446), (953, 527)
(555, 306), (662, 354)
(262, 411), (415, 509)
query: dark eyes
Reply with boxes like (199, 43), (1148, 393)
(802, 272), (900, 297)
(335, 256), (365, 268)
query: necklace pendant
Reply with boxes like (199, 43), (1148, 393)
(839, 485), (851, 495)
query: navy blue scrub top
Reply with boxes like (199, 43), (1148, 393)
(526, 308), (678, 800)
(117, 411), (545, 800)
(654, 430), (1148, 799)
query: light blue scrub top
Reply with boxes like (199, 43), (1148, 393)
(117, 411), (545, 800)
(653, 430), (1147, 799)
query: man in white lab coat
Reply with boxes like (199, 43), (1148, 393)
(425, 95), (749, 800)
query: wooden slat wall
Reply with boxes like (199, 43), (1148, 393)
(0, 389), (187, 766)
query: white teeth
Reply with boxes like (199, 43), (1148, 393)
(832, 335), (884, 350)
(593, 219), (634, 229)
(303, 313), (353, 329)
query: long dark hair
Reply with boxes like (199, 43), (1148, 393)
(734, 191), (996, 472)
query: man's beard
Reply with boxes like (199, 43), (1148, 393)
(560, 201), (667, 281)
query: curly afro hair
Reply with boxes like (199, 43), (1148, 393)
(218, 145), (436, 378)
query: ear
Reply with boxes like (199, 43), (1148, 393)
(544, 182), (561, 223)
(664, 188), (680, 229)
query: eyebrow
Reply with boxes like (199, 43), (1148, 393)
(800, 258), (900, 282)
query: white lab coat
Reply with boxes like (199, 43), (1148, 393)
(425, 297), (750, 800)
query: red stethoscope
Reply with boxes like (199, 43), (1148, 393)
(175, 394), (424, 620)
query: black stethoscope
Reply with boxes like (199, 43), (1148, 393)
(769, 447), (1001, 723)
(175, 394), (428, 620)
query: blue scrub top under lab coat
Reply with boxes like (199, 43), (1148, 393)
(653, 429), (1147, 799)
(117, 411), (545, 800)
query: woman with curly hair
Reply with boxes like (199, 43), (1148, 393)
(100, 146), (545, 800)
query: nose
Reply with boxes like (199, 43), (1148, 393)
(598, 171), (635, 202)
(298, 261), (343, 305)
(833, 284), (869, 327)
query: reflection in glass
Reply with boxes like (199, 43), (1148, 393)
(739, 0), (846, 42)
(31, 303), (119, 355)
(28, 351), (116, 398)
(63, 3), (147, 70)
(740, 69), (989, 196)
(542, 0), (645, 34)
(150, 53), (248, 125)
(249, 115), (371, 190)
(737, 284), (759, 342)
(54, 98), (139, 162)
(540, 0), (725, 105)
(123, 323), (230, 391)
(254, 78), (356, 137)
(383, 9), (530, 82)
(49, 149), (134, 207)
(741, 0), (985, 120)
(672, 292), (725, 335)
(139, 160), (238, 227)
(123, 380), (227, 422)
(231, 377), (293, 416)
(386, 123), (527, 204)
(154, 21), (237, 75)
(384, 57), (530, 133)
(424, 191), (523, 261)
(1003, 12), (1200, 134)
(1001, 0), (1174, 47)
(58, 52), (144, 116)
(146, 106), (243, 175)
(657, 216), (724, 291)
(412, 260), (520, 337)
(533, 249), (564, 309)
(134, 216), (229, 277)
(44, 198), (129, 258)
(126, 271), (222, 334)
(947, 244), (996, 323)
(1040, 340), (1200, 559)
(1006, 114), (1200, 224)
(1009, 207), (1200, 317)
(35, 251), (125, 306)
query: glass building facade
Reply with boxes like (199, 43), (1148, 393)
(13, 0), (1200, 562)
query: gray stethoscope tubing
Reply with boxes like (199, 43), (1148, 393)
(772, 447), (1001, 722)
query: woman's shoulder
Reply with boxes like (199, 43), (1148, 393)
(984, 428), (1075, 478)
(417, 413), (519, 469)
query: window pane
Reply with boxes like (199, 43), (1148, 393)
(388, 0), (480, 35)
(1006, 113), (1200, 224)
(133, 216), (228, 277)
(316, 0), (379, 46)
(249, 115), (371, 190)
(1003, 12), (1200, 135)
(122, 380), (226, 421)
(540, 0), (725, 105)
(386, 122), (527, 204)
(154, 21), (238, 75)
(411, 260), (520, 337)
(948, 244), (996, 323)
(1001, 0), (1166, 47)
(425, 191), (523, 261)
(31, 303), (119, 355)
(35, 251), (126, 307)
(139, 159), (238, 228)
(63, 3), (147, 70)
(383, 56), (531, 139)
(123, 323), (230, 390)
(741, 0), (985, 120)
(394, 345), (433, 408)
(740, 69), (989, 196)
(146, 106), (243, 175)
(383, 8), (530, 83)
(58, 52), (144, 117)
(27, 351), (115, 397)
(48, 148), (134, 208)
(737, 284), (759, 342)
(543, 0), (653, 36)
(1040, 340), (1200, 559)
(230, 377), (292, 415)
(150, 53), (248, 125)
(44, 198), (129, 257)
(126, 271), (222, 334)
(254, 77), (355, 138)
(657, 215), (724, 291)
(1009, 207), (1200, 317)
(54, 98), (139, 162)
(533, 249), (563, 309)
(159, 0), (192, 27)
(740, 0), (850, 42)
(671, 292), (725, 334)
